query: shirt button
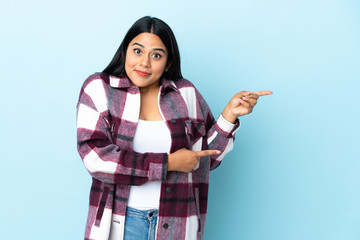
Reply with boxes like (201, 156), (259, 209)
(163, 223), (169, 229)
(171, 119), (176, 124)
(166, 187), (172, 193)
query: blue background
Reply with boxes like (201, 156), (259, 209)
(1, 0), (359, 239)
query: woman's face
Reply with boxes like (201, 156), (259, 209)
(125, 33), (170, 90)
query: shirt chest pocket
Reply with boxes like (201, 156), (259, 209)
(184, 120), (206, 150)
(108, 118), (136, 150)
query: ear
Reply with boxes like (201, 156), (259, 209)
(165, 61), (172, 72)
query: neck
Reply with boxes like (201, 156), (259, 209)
(139, 83), (160, 95)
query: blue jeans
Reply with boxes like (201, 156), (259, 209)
(124, 207), (158, 240)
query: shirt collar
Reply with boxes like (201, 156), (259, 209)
(109, 75), (179, 93)
(160, 78), (179, 94)
(109, 75), (132, 88)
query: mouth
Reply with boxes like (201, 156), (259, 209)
(135, 70), (151, 76)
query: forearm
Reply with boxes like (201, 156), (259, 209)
(207, 114), (240, 170)
(78, 139), (168, 184)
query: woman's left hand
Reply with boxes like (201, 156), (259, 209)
(221, 90), (273, 123)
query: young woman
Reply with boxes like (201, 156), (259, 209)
(77, 16), (272, 240)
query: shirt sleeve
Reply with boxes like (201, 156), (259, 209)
(76, 77), (168, 185)
(194, 88), (240, 170)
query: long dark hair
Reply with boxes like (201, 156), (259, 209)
(103, 16), (182, 81)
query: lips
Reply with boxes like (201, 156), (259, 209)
(135, 70), (150, 76)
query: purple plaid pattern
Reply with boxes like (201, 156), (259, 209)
(77, 73), (240, 240)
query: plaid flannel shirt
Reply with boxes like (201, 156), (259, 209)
(76, 73), (240, 240)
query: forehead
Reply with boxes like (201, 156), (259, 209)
(129, 33), (167, 50)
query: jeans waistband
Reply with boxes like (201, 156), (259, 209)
(126, 206), (158, 218)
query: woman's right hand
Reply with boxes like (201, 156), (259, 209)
(167, 148), (221, 172)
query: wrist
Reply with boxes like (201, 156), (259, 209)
(221, 111), (237, 123)
(167, 153), (173, 171)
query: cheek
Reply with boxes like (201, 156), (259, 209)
(125, 50), (136, 65)
(124, 58), (134, 76)
(154, 61), (168, 74)
(125, 59), (137, 75)
(125, 55), (133, 67)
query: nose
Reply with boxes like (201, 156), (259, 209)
(140, 54), (150, 68)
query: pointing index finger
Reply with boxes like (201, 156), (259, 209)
(252, 90), (273, 96)
(196, 150), (221, 157)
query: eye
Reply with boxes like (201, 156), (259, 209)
(133, 48), (142, 55)
(152, 53), (162, 59)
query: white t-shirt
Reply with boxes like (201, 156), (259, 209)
(127, 120), (171, 210)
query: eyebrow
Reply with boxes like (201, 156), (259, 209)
(132, 42), (166, 53)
